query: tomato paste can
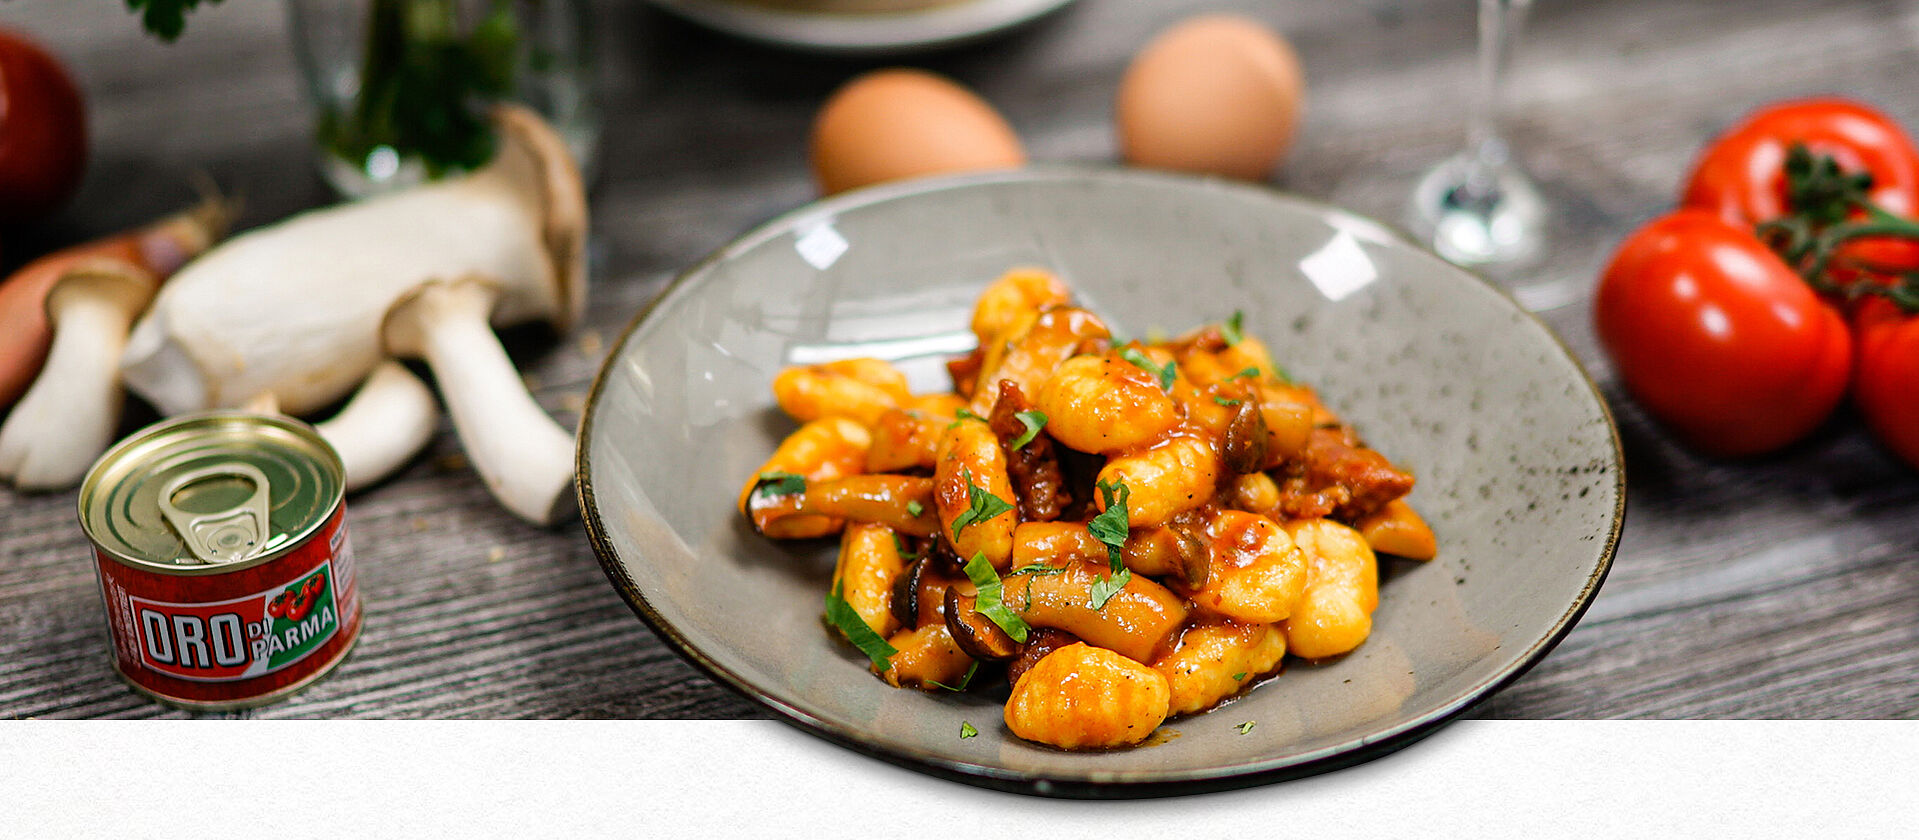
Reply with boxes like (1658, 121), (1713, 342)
(78, 412), (361, 710)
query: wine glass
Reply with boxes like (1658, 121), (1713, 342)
(1409, 0), (1548, 281)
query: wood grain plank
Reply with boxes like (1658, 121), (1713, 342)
(1, 0), (1914, 721)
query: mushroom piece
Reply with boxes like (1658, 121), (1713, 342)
(242, 362), (441, 492)
(119, 106), (587, 524)
(314, 362), (441, 492)
(0, 266), (157, 489)
(943, 588), (1020, 661)
(0, 199), (230, 490)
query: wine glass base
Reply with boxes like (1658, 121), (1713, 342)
(1408, 152), (1547, 268)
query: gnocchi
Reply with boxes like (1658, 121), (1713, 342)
(743, 269), (1435, 750)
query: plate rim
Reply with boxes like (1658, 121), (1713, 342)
(644, 0), (1078, 54)
(575, 166), (1626, 797)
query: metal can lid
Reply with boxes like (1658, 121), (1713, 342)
(79, 412), (345, 575)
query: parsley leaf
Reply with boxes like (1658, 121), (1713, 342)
(1213, 395), (1243, 407)
(1086, 479), (1133, 610)
(751, 471), (806, 500)
(906, 500), (924, 517)
(962, 552), (1030, 643)
(949, 470), (1014, 542)
(1232, 672), (1248, 681)
(892, 534), (922, 562)
(1120, 348), (1176, 392)
(129, 0), (223, 41)
(960, 721), (979, 739)
(928, 661), (980, 692)
(1227, 366), (1261, 382)
(948, 408), (986, 429)
(1088, 569), (1132, 611)
(1220, 310), (1246, 346)
(1236, 721), (1256, 735)
(824, 581), (896, 672)
(1008, 563), (1067, 613)
(1087, 479), (1131, 561)
(1010, 410), (1048, 450)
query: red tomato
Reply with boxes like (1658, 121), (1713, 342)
(0, 27), (86, 225)
(1595, 210), (1852, 457)
(1851, 296), (1919, 470)
(1682, 98), (1919, 273)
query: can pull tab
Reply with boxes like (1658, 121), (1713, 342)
(159, 463), (273, 565)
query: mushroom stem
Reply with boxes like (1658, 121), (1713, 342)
(384, 277), (575, 525)
(0, 196), (231, 409)
(0, 267), (156, 489)
(313, 361), (440, 491)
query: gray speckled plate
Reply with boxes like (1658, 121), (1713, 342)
(579, 168), (1623, 797)
(646, 0), (1076, 54)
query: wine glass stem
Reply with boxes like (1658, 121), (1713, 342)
(1464, 0), (1533, 197)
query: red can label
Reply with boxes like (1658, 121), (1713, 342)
(94, 507), (362, 708)
(128, 559), (342, 682)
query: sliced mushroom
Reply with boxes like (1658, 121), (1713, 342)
(996, 560), (1188, 664)
(1123, 524), (1211, 591)
(890, 555), (964, 631)
(795, 474), (938, 537)
(1221, 397), (1269, 474)
(943, 587), (1020, 661)
(0, 266), (160, 489)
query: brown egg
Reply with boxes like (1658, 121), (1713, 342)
(810, 68), (1026, 195)
(1116, 15), (1306, 181)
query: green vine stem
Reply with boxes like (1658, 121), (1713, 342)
(1757, 143), (1919, 314)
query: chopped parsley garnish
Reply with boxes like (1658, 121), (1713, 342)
(1087, 479), (1130, 558)
(960, 722), (979, 739)
(892, 534), (922, 562)
(1010, 410), (1048, 450)
(962, 552), (1030, 643)
(1235, 721), (1256, 735)
(823, 581), (896, 672)
(948, 408), (986, 429)
(1120, 347), (1176, 392)
(751, 471), (806, 500)
(1227, 366), (1261, 382)
(1088, 572), (1131, 612)
(1220, 310), (1246, 346)
(1006, 564), (1069, 577)
(949, 470), (1014, 542)
(1085, 479), (1134, 610)
(1213, 395), (1243, 407)
(906, 500), (924, 517)
(1232, 672), (1248, 681)
(1007, 563), (1068, 612)
(928, 661), (980, 692)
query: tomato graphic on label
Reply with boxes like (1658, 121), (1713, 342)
(281, 573), (326, 622)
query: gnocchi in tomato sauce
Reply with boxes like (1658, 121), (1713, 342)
(741, 268), (1435, 751)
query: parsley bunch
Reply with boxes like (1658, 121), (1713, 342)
(135, 0), (522, 182)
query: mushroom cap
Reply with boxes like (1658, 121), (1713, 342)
(487, 104), (588, 333)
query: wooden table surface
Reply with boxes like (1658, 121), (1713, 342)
(2, 0), (1914, 721)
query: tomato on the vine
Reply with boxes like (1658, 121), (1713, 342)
(1683, 98), (1919, 275)
(1685, 98), (1919, 223)
(1851, 296), (1919, 468)
(1595, 210), (1853, 457)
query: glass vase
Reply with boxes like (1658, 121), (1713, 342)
(287, 0), (599, 199)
